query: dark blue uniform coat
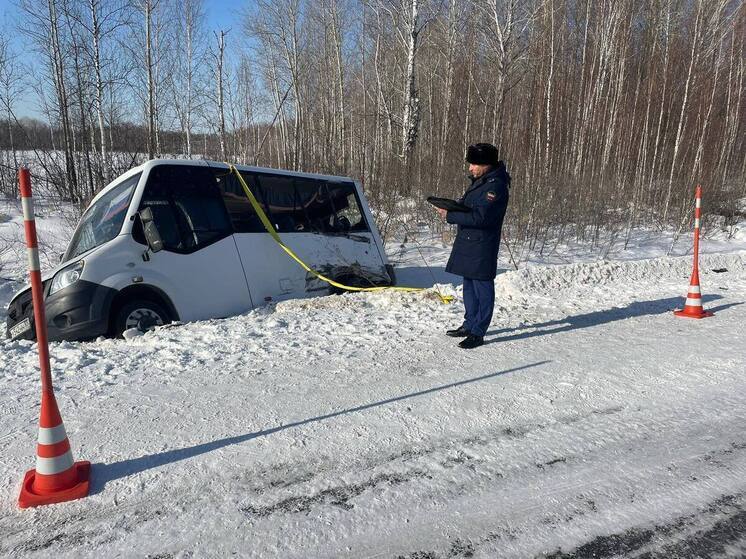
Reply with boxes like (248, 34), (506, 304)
(445, 164), (510, 280)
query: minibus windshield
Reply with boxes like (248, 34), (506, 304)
(64, 172), (141, 261)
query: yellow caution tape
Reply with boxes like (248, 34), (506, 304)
(228, 165), (453, 304)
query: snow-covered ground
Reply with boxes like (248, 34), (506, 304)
(1, 198), (746, 557)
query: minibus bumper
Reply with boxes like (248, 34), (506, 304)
(5, 280), (116, 342)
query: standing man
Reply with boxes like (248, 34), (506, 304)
(436, 143), (510, 349)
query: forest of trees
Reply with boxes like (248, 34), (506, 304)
(0, 0), (744, 256)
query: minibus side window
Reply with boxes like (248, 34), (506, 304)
(213, 170), (369, 235)
(256, 174), (316, 233)
(325, 181), (369, 232)
(214, 170), (268, 233)
(292, 178), (336, 233)
(137, 165), (233, 253)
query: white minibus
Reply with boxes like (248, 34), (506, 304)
(6, 160), (394, 341)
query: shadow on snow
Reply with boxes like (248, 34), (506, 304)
(90, 360), (549, 493)
(89, 295), (743, 492)
(484, 295), (738, 345)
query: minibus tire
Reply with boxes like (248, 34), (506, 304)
(114, 299), (170, 337)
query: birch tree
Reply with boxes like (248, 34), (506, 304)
(174, 0), (205, 158)
(400, 0), (421, 163)
(0, 34), (23, 196)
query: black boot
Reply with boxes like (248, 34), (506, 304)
(446, 325), (470, 337)
(459, 334), (484, 349)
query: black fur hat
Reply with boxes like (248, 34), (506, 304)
(466, 143), (499, 166)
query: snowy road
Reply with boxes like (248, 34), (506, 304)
(1, 253), (745, 558)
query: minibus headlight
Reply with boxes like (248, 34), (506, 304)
(49, 260), (85, 295)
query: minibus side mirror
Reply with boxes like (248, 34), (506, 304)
(138, 207), (164, 254)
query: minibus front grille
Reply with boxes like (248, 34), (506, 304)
(10, 289), (31, 315)
(6, 287), (37, 340)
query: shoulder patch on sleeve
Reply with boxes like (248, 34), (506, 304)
(486, 191), (496, 202)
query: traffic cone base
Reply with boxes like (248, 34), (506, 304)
(18, 461), (91, 508)
(674, 308), (714, 319)
(674, 274), (714, 319)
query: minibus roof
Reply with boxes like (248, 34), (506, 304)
(201, 160), (356, 184)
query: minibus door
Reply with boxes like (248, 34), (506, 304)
(137, 165), (254, 321)
(217, 171), (321, 303)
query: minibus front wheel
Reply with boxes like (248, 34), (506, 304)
(113, 299), (170, 337)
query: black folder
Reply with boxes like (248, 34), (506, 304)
(426, 196), (470, 212)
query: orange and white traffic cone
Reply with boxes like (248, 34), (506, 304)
(674, 271), (713, 319)
(18, 393), (91, 508)
(17, 168), (90, 508)
(674, 185), (713, 319)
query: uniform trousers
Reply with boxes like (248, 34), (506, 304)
(462, 277), (495, 337)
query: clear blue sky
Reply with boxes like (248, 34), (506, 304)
(0, 0), (253, 119)
(206, 0), (250, 32)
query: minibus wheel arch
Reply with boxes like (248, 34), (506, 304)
(108, 285), (179, 336)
